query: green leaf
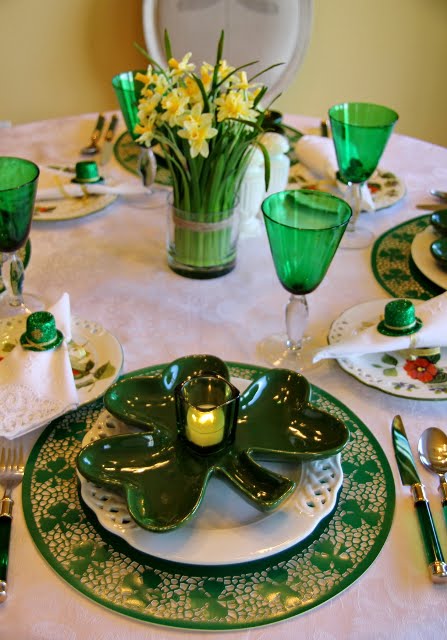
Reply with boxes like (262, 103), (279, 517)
(163, 29), (173, 61)
(383, 367), (398, 377)
(93, 361), (116, 380)
(381, 353), (398, 366)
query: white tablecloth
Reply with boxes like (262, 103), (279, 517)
(1, 113), (447, 640)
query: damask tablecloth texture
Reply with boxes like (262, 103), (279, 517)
(0, 113), (447, 639)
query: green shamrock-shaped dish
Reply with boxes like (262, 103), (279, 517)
(77, 355), (349, 532)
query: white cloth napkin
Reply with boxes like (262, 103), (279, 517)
(294, 135), (375, 211)
(36, 182), (149, 201)
(0, 293), (79, 439)
(313, 293), (447, 362)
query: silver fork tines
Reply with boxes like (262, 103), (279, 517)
(0, 444), (25, 603)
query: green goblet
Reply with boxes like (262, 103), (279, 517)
(112, 70), (165, 208)
(258, 189), (351, 371)
(0, 157), (42, 317)
(328, 102), (398, 250)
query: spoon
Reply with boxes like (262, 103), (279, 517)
(430, 189), (447, 201)
(81, 114), (105, 156)
(418, 427), (447, 526)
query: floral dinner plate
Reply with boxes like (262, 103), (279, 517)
(328, 299), (447, 400)
(0, 315), (123, 406)
(34, 193), (117, 222)
(78, 375), (343, 566)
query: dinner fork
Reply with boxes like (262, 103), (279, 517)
(0, 445), (25, 602)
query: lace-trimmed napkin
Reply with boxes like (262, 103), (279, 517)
(0, 293), (79, 439)
(313, 293), (447, 363)
(294, 135), (375, 211)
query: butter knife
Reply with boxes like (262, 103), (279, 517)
(99, 114), (119, 166)
(392, 415), (447, 582)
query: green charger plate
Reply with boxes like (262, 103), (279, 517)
(371, 215), (443, 300)
(22, 361), (395, 631)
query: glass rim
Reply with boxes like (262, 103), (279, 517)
(328, 101), (399, 128)
(0, 156), (40, 193)
(112, 69), (145, 87)
(261, 188), (352, 232)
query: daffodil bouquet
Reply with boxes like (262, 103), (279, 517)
(134, 31), (275, 214)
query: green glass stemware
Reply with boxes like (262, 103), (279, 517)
(112, 70), (164, 208)
(259, 189), (351, 371)
(0, 157), (42, 316)
(329, 102), (398, 250)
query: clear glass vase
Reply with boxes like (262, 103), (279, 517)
(167, 197), (240, 279)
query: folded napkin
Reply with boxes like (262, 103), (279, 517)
(313, 293), (447, 362)
(36, 182), (150, 201)
(294, 135), (375, 211)
(0, 293), (79, 439)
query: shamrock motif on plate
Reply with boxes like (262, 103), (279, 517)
(77, 355), (349, 532)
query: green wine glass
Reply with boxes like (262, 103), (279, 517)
(0, 157), (42, 317)
(112, 70), (165, 208)
(258, 189), (351, 371)
(328, 102), (398, 250)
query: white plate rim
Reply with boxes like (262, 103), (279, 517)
(34, 193), (117, 222)
(78, 376), (343, 566)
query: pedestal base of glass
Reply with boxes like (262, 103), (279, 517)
(257, 333), (321, 372)
(340, 225), (375, 250)
(0, 291), (44, 317)
(124, 188), (168, 210)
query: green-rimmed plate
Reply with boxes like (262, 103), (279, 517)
(22, 361), (395, 631)
(371, 215), (444, 300)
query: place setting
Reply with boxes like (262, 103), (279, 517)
(371, 212), (446, 300)
(20, 353), (395, 630)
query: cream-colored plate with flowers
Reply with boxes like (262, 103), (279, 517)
(328, 299), (447, 400)
(34, 194), (117, 222)
(288, 165), (405, 213)
(0, 315), (123, 405)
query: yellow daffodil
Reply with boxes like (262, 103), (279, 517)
(215, 91), (257, 122)
(231, 71), (251, 91)
(177, 104), (218, 158)
(200, 63), (214, 92)
(168, 53), (195, 77)
(161, 89), (191, 127)
(183, 76), (203, 105)
(135, 111), (157, 146)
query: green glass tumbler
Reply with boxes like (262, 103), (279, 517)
(328, 102), (398, 250)
(258, 189), (351, 371)
(0, 157), (42, 316)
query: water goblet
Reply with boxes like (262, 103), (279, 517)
(257, 189), (351, 371)
(0, 156), (42, 317)
(112, 70), (166, 208)
(328, 102), (398, 250)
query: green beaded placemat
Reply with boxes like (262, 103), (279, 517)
(23, 361), (395, 631)
(371, 215), (443, 300)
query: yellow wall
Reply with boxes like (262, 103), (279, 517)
(1, 0), (446, 147)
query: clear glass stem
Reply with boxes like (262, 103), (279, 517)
(137, 147), (157, 189)
(1, 252), (24, 308)
(285, 294), (308, 350)
(348, 182), (363, 233)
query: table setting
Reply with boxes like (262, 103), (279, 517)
(1, 30), (447, 640)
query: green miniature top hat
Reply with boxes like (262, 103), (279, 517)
(377, 299), (423, 337)
(71, 161), (104, 184)
(20, 311), (64, 351)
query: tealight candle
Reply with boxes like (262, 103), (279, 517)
(186, 404), (225, 447)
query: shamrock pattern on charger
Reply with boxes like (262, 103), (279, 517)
(22, 364), (394, 630)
